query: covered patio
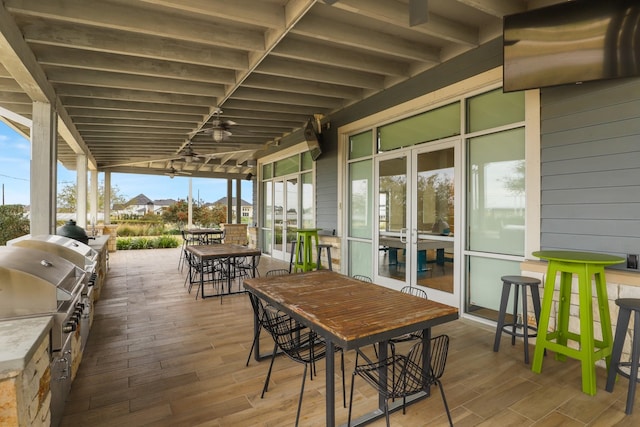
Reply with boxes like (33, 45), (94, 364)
(61, 248), (638, 426)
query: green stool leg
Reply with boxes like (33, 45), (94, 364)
(577, 264), (596, 395)
(555, 270), (572, 361)
(532, 265), (558, 373)
(293, 239), (303, 273)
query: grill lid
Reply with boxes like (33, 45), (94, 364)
(8, 234), (98, 272)
(56, 220), (89, 244)
(0, 246), (84, 318)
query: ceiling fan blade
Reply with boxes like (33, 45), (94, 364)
(188, 128), (212, 136)
(323, 0), (339, 4)
(409, 0), (429, 26)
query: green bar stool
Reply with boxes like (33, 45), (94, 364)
(292, 228), (321, 272)
(531, 250), (625, 395)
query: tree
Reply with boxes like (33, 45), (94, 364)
(57, 182), (128, 213)
(0, 204), (30, 245)
(161, 199), (189, 225)
(161, 200), (227, 227)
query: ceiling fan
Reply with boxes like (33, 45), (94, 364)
(163, 161), (192, 179)
(189, 107), (237, 142)
(177, 142), (210, 163)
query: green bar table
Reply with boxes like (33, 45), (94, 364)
(531, 250), (624, 395)
(292, 228), (321, 272)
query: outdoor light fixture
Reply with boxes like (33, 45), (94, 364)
(212, 128), (224, 142)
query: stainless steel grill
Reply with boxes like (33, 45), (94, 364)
(0, 245), (87, 427)
(0, 246), (85, 351)
(8, 234), (98, 273)
(7, 234), (98, 352)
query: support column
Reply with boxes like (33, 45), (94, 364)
(89, 169), (98, 232)
(188, 177), (193, 228)
(103, 171), (111, 224)
(76, 154), (88, 228)
(30, 101), (57, 235)
(227, 179), (233, 223)
(236, 178), (242, 224)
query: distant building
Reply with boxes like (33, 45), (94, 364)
(208, 197), (253, 222)
(112, 194), (177, 217)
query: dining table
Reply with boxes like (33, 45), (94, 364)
(186, 244), (261, 299)
(243, 270), (459, 426)
(186, 227), (224, 244)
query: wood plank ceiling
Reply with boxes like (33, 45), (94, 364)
(0, 0), (554, 179)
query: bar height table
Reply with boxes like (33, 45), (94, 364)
(531, 250), (624, 395)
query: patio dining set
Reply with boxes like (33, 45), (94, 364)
(178, 228), (261, 300)
(178, 230), (640, 424)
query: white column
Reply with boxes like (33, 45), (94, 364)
(227, 179), (233, 223)
(76, 154), (88, 228)
(236, 179), (241, 224)
(104, 171), (111, 224)
(188, 177), (193, 228)
(89, 169), (98, 232)
(30, 101), (57, 235)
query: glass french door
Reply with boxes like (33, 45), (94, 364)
(272, 176), (299, 261)
(375, 140), (459, 307)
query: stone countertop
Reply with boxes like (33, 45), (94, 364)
(87, 235), (109, 250)
(0, 316), (52, 379)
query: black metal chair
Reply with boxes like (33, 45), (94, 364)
(389, 286), (429, 346)
(254, 295), (346, 426)
(245, 269), (292, 366)
(183, 251), (219, 299)
(348, 334), (453, 427)
(235, 254), (261, 282)
(209, 229), (225, 244)
(266, 268), (290, 277)
(178, 229), (198, 271)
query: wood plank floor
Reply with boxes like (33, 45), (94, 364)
(62, 248), (640, 426)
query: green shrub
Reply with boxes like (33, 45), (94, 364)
(117, 225), (136, 237)
(116, 237), (132, 250)
(116, 235), (179, 250)
(156, 235), (179, 248)
(0, 205), (29, 245)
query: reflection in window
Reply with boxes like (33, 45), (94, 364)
(468, 127), (525, 256)
(349, 160), (372, 238)
(417, 148), (454, 235)
(301, 172), (314, 228)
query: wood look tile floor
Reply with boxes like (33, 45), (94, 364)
(62, 248), (640, 426)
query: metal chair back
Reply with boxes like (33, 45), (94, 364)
(400, 285), (428, 299)
(266, 269), (290, 277)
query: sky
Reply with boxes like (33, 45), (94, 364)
(0, 121), (252, 206)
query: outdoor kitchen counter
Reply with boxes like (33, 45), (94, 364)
(88, 235), (109, 302)
(0, 316), (52, 376)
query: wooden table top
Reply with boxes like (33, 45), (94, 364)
(243, 270), (459, 350)
(186, 244), (261, 259)
(186, 228), (224, 235)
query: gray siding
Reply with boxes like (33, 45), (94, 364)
(540, 77), (640, 267)
(315, 134), (338, 234)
